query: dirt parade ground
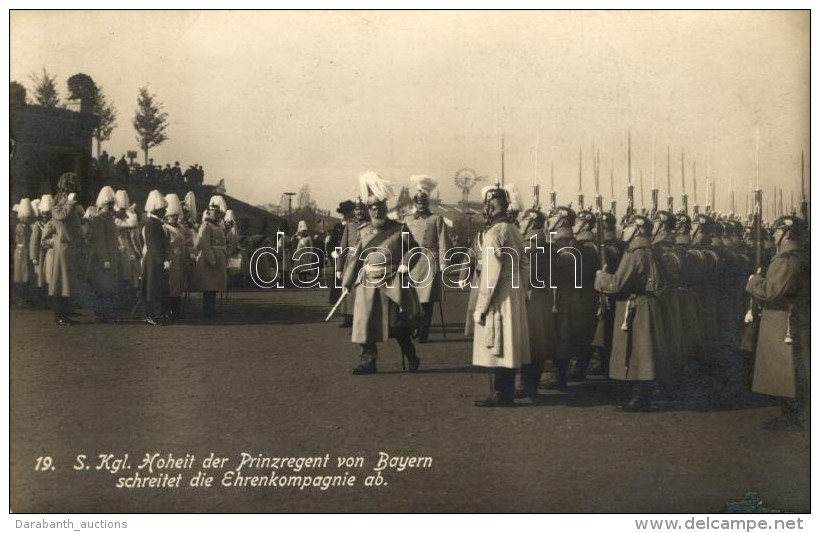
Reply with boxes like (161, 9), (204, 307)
(9, 283), (811, 514)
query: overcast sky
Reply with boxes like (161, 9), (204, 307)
(9, 10), (809, 214)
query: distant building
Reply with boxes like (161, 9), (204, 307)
(10, 99), (96, 205)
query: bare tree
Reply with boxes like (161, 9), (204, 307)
(29, 68), (59, 107)
(132, 86), (169, 165)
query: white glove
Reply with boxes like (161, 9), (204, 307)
(163, 260), (171, 270)
(473, 310), (485, 325)
(397, 264), (409, 274)
(335, 271), (343, 279)
(103, 261), (111, 270)
(330, 251), (339, 259)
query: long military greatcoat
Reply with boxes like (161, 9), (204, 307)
(554, 233), (600, 359)
(192, 220), (228, 292)
(85, 213), (120, 294)
(13, 221), (33, 284)
(523, 228), (555, 362)
(595, 236), (668, 382)
(164, 223), (190, 297)
(115, 213), (142, 290)
(30, 219), (49, 288)
(335, 221), (363, 314)
(463, 229), (484, 337)
(405, 211), (452, 303)
(141, 216), (169, 303)
(342, 219), (421, 345)
(47, 196), (84, 298)
(746, 240), (810, 399)
(471, 218), (530, 369)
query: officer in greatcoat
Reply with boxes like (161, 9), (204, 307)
(471, 184), (530, 407)
(142, 190), (170, 325)
(163, 193), (192, 321)
(746, 215), (810, 430)
(113, 190), (142, 307)
(85, 186), (120, 322)
(404, 175), (453, 343)
(45, 173), (85, 325)
(328, 200), (355, 311)
(192, 196), (229, 319)
(342, 172), (421, 374)
(335, 199), (368, 327)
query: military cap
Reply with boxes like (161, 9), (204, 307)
(336, 200), (356, 214)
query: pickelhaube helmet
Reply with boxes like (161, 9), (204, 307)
(601, 212), (617, 230)
(675, 212), (692, 234)
(575, 209), (596, 233)
(521, 208), (546, 229)
(627, 214), (654, 236)
(693, 213), (716, 235)
(547, 205), (576, 232)
(652, 210), (675, 233)
(772, 215), (805, 237)
(481, 184), (509, 210)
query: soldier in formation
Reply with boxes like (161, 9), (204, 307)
(11, 174), (239, 326)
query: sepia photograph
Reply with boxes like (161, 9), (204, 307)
(6, 8), (812, 523)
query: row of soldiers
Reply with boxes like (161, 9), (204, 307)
(469, 184), (809, 427)
(328, 171), (809, 429)
(10, 172), (248, 324)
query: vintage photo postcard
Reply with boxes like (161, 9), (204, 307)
(6, 9), (812, 525)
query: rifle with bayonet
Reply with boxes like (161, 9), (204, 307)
(626, 131), (635, 221)
(593, 148), (610, 346)
(578, 148), (585, 210)
(742, 131), (764, 347)
(692, 161), (699, 215)
(680, 148), (688, 214)
(610, 164), (616, 215)
(800, 151), (808, 224)
(743, 188), (763, 326)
